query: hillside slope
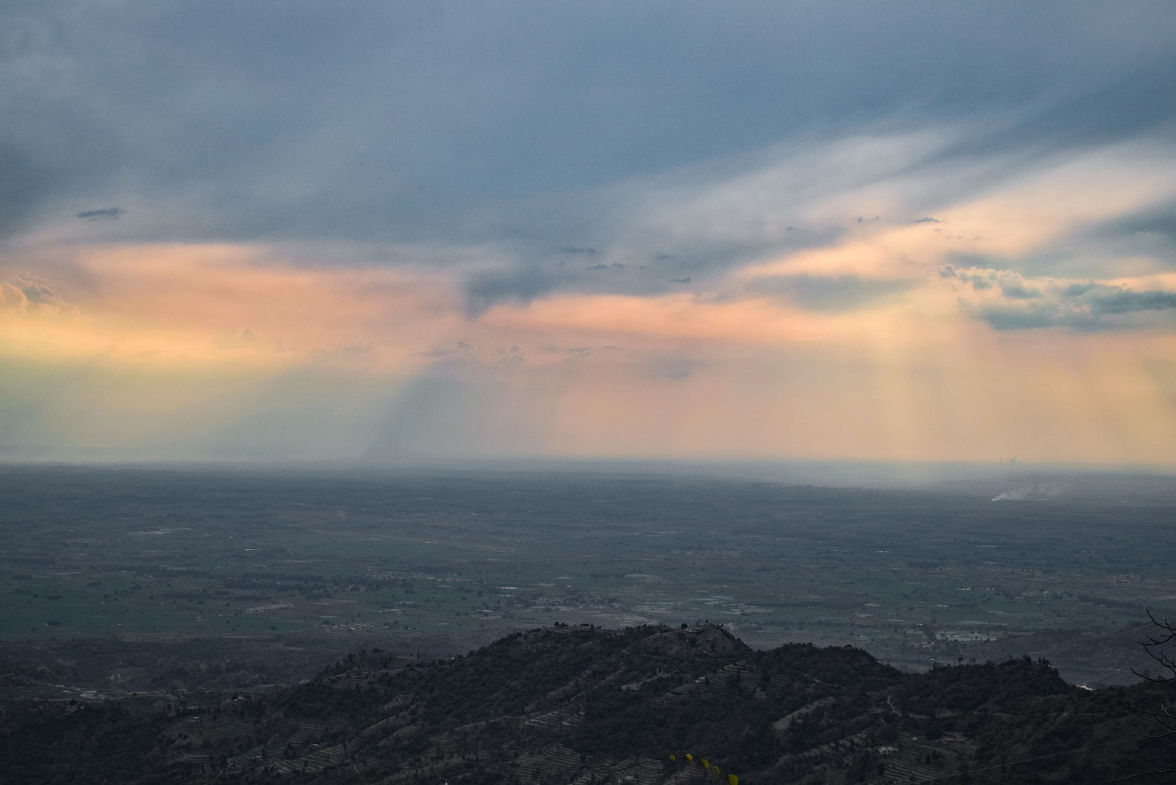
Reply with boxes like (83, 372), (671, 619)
(2, 624), (1173, 784)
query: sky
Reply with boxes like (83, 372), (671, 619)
(2, 1), (1176, 467)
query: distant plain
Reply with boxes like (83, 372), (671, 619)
(2, 463), (1174, 690)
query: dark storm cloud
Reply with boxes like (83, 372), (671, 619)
(3, 1), (1175, 306)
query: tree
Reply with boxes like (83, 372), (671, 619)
(1127, 609), (1176, 781)
(1134, 609), (1176, 735)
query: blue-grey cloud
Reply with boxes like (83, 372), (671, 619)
(754, 275), (914, 312)
(999, 281), (1042, 300)
(979, 307), (1095, 332)
(2, 273), (67, 308)
(647, 358), (695, 381)
(3, 1), (1176, 310)
(1108, 206), (1176, 245)
(463, 265), (560, 315)
(927, 57), (1176, 168)
(76, 207), (125, 220)
(1071, 200), (1176, 266)
(16, 277), (56, 305)
(1088, 287), (1176, 314)
(0, 143), (51, 238)
(561, 246), (601, 257)
(946, 265), (1176, 331)
(940, 265), (1041, 299)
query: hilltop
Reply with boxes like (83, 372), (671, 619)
(1, 624), (1173, 783)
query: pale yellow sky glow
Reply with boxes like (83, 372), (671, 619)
(1, 244), (463, 372)
(4, 150), (1175, 467)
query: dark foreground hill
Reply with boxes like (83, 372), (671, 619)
(2, 624), (1174, 784)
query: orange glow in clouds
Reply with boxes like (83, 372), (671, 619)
(1, 206), (1175, 465)
(0, 244), (465, 372)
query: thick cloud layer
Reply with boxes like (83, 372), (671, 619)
(5, 3), (1176, 299)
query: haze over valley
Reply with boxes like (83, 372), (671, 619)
(4, 463), (1173, 694)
